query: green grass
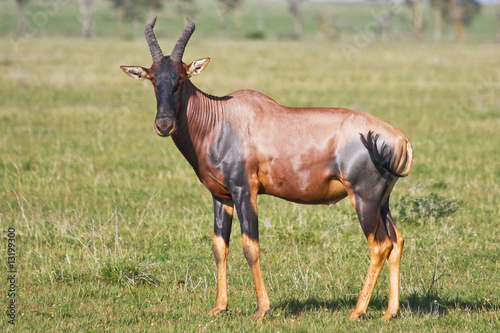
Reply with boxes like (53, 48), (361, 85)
(1, 1), (500, 332)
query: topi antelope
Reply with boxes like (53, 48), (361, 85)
(120, 18), (413, 321)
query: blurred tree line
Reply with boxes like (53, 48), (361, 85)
(107, 0), (162, 37)
(12, 0), (491, 41)
(14, 0), (29, 36)
(406, 0), (482, 42)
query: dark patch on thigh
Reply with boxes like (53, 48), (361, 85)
(209, 123), (248, 188)
(332, 138), (389, 201)
(209, 123), (258, 240)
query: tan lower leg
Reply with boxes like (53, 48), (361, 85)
(242, 234), (270, 321)
(210, 235), (229, 314)
(384, 227), (404, 319)
(349, 234), (392, 320)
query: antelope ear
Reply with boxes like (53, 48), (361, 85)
(120, 66), (151, 81)
(185, 58), (210, 78)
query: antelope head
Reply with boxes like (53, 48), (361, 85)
(121, 17), (210, 137)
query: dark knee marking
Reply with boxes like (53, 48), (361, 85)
(243, 247), (258, 267)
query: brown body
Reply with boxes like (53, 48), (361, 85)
(121, 18), (413, 321)
(175, 85), (410, 205)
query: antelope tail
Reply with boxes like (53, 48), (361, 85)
(360, 131), (413, 178)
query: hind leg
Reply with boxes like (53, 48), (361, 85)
(347, 186), (393, 320)
(381, 199), (404, 319)
(349, 214), (393, 319)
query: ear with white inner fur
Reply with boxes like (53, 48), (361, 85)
(120, 66), (151, 81)
(185, 58), (210, 78)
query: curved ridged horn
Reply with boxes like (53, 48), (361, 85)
(144, 17), (163, 63)
(171, 18), (195, 62)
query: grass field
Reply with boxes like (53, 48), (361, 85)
(1, 1), (500, 332)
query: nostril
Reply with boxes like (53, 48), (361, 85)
(155, 122), (174, 136)
(164, 123), (174, 134)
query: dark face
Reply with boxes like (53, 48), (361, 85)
(121, 17), (202, 137)
(151, 57), (184, 137)
(121, 55), (209, 137)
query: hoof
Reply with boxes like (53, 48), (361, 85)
(348, 312), (366, 321)
(382, 311), (400, 320)
(209, 306), (228, 315)
(251, 308), (271, 321)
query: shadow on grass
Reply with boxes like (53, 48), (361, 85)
(275, 293), (499, 317)
(401, 292), (499, 317)
(275, 296), (360, 316)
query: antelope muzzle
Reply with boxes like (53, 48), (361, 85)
(155, 117), (176, 137)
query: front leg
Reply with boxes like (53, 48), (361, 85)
(233, 186), (271, 321)
(209, 195), (234, 315)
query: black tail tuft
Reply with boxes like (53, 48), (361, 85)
(360, 131), (403, 178)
